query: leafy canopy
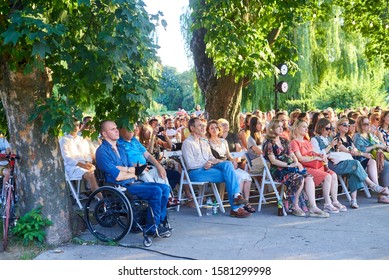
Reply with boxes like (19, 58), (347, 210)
(189, 0), (330, 81)
(0, 0), (161, 135)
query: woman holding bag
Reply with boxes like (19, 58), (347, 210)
(290, 119), (343, 214)
(313, 118), (386, 208)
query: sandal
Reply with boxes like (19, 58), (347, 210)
(323, 203), (340, 214)
(308, 207), (329, 218)
(350, 199), (359, 209)
(370, 185), (389, 196)
(292, 207), (306, 217)
(167, 197), (180, 208)
(377, 195), (389, 204)
(332, 201), (347, 212)
(243, 204), (256, 213)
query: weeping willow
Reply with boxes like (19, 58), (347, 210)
(243, 6), (389, 112)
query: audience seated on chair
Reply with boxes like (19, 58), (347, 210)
(95, 120), (172, 236)
(59, 119), (99, 193)
(181, 117), (251, 218)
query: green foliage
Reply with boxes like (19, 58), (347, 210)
(11, 206), (53, 246)
(189, 0), (325, 81)
(156, 66), (196, 111)
(0, 0), (162, 134)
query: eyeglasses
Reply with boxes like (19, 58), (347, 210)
(362, 123), (370, 126)
(341, 123), (350, 127)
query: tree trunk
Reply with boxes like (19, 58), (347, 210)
(0, 62), (73, 245)
(191, 27), (243, 132)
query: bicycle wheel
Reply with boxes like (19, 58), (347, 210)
(2, 185), (12, 250)
(84, 186), (133, 242)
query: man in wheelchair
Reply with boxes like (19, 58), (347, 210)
(95, 120), (172, 237)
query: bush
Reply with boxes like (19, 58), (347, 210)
(11, 206), (53, 246)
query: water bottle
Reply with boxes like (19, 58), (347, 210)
(212, 200), (218, 215)
(206, 197), (213, 216)
(277, 199), (283, 216)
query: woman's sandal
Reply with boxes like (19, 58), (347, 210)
(244, 204), (256, 213)
(377, 195), (389, 204)
(350, 199), (359, 209)
(292, 207), (306, 217)
(333, 201), (347, 212)
(370, 185), (389, 196)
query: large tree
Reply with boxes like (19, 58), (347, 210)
(0, 0), (160, 245)
(189, 0), (389, 131)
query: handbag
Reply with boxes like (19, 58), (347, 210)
(371, 149), (386, 174)
(302, 159), (323, 169)
(327, 152), (353, 165)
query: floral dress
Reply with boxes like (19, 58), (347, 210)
(263, 138), (309, 213)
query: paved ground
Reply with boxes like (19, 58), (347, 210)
(34, 193), (389, 260)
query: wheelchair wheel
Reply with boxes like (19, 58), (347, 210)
(84, 186), (133, 242)
(143, 236), (153, 247)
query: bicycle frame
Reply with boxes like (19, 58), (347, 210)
(1, 153), (20, 251)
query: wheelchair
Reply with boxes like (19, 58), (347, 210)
(84, 185), (172, 247)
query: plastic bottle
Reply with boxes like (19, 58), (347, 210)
(206, 197), (213, 216)
(212, 200), (218, 215)
(277, 199), (283, 216)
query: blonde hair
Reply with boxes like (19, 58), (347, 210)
(290, 119), (308, 140)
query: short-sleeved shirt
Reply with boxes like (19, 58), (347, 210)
(117, 136), (147, 165)
(95, 139), (134, 186)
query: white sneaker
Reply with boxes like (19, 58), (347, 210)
(116, 186), (127, 192)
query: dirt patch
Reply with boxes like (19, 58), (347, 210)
(0, 241), (48, 260)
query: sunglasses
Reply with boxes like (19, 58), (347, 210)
(376, 118), (380, 121)
(325, 127), (332, 131)
(362, 123), (370, 126)
(341, 123), (350, 127)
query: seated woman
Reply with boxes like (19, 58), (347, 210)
(313, 118), (382, 209)
(238, 113), (252, 151)
(378, 110), (389, 147)
(206, 120), (255, 213)
(263, 119), (325, 217)
(290, 119), (343, 215)
(353, 116), (389, 203)
(246, 116), (265, 173)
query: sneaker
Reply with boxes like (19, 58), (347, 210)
(350, 199), (359, 209)
(230, 207), (251, 218)
(155, 225), (172, 237)
(323, 203), (340, 214)
(233, 195), (248, 205)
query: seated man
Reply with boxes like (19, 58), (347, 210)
(95, 120), (171, 236)
(118, 127), (180, 207)
(59, 120), (99, 193)
(181, 117), (251, 218)
(118, 128), (180, 185)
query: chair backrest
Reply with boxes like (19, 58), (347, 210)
(163, 150), (188, 182)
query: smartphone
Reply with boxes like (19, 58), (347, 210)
(158, 126), (165, 133)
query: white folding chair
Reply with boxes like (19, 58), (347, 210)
(245, 153), (286, 215)
(65, 171), (84, 209)
(163, 150), (225, 217)
(337, 175), (371, 202)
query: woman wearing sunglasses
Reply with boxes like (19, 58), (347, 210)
(353, 116), (389, 204)
(313, 118), (384, 208)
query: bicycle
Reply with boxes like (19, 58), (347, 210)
(0, 153), (20, 251)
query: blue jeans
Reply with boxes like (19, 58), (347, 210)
(124, 182), (170, 228)
(189, 161), (241, 210)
